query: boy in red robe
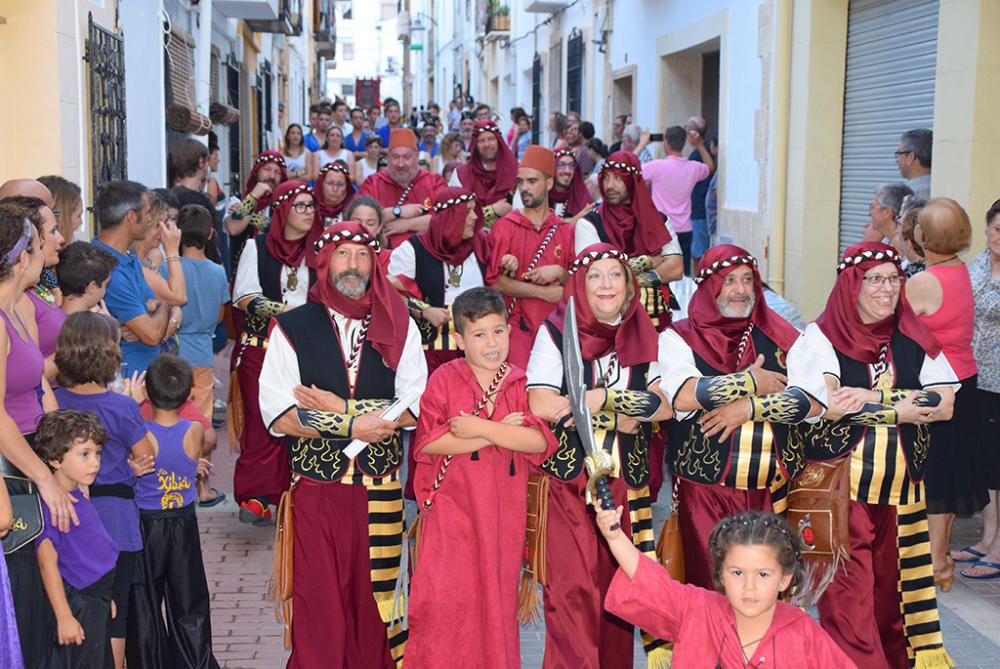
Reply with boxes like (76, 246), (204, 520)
(486, 145), (574, 370)
(358, 128), (448, 249)
(405, 287), (557, 669)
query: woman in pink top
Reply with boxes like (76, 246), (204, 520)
(907, 197), (987, 592)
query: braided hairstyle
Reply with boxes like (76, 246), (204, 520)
(708, 510), (805, 596)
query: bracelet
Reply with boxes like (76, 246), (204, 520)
(166, 256), (181, 263)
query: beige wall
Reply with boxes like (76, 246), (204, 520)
(780, 0), (848, 321)
(931, 0), (1000, 255)
(0, 1), (62, 183)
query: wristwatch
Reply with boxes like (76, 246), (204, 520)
(392, 205), (402, 218)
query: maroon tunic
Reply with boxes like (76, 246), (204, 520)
(485, 210), (574, 370)
(406, 360), (556, 669)
(357, 170), (448, 249)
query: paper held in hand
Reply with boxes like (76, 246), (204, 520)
(343, 389), (423, 458)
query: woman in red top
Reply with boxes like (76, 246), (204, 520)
(597, 508), (855, 668)
(906, 197), (987, 591)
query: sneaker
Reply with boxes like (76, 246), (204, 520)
(213, 375), (222, 388)
(238, 498), (272, 524)
(214, 399), (227, 414)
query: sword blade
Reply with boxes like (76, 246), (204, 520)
(563, 297), (599, 456)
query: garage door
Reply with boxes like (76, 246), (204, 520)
(838, 0), (939, 253)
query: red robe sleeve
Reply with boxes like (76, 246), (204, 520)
(484, 216), (514, 285)
(413, 369), (453, 466)
(604, 552), (703, 642)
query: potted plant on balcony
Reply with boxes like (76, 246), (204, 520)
(491, 3), (510, 32)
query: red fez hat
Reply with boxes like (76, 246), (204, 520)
(389, 128), (418, 152)
(520, 145), (555, 177)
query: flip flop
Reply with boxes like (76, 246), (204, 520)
(199, 490), (227, 508)
(952, 546), (986, 563)
(960, 560), (1000, 580)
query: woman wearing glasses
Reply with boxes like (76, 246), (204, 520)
(231, 181), (320, 525)
(789, 241), (958, 668)
(904, 198), (987, 591)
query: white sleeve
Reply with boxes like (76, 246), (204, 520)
(233, 239), (262, 305)
(525, 327), (564, 391)
(574, 218), (601, 256)
(787, 323), (840, 413)
(259, 323), (302, 436)
(387, 240), (417, 280)
(919, 350), (961, 392)
(395, 317), (429, 421)
(654, 329), (702, 421)
(661, 219), (682, 257)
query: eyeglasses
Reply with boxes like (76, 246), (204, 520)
(292, 201), (317, 213)
(894, 150), (913, 157)
(556, 161), (577, 169)
(861, 273), (903, 288)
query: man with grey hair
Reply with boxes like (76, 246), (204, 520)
(896, 128), (932, 198)
(620, 123), (654, 163)
(863, 182), (914, 243)
(93, 180), (178, 373)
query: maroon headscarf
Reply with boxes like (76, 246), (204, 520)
(416, 187), (489, 266)
(265, 181), (321, 268)
(550, 244), (659, 368)
(313, 161), (355, 223)
(672, 244), (800, 374)
(455, 120), (518, 205)
(816, 242), (941, 364)
(308, 222), (409, 369)
(550, 147), (592, 216)
(241, 150), (287, 212)
(597, 151), (671, 256)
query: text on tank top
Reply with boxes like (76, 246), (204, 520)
(134, 420), (198, 510)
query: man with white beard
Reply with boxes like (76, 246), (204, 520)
(654, 244), (816, 590)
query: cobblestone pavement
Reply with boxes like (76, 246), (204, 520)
(202, 352), (1000, 667)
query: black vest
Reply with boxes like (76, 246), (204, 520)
(275, 302), (402, 482)
(666, 327), (804, 485)
(799, 329), (930, 481)
(409, 236), (486, 347)
(243, 236), (318, 337)
(537, 321), (653, 489)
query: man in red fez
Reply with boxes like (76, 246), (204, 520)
(259, 221), (428, 668)
(450, 120), (517, 229)
(656, 245), (818, 590)
(358, 128), (447, 249)
(485, 145), (575, 370)
(225, 150), (287, 268)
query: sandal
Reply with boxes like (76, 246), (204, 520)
(960, 560), (1000, 580)
(199, 489), (227, 508)
(951, 546), (986, 563)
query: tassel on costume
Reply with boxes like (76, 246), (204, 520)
(645, 644), (672, 669)
(788, 551), (848, 608)
(517, 570), (543, 625)
(912, 647), (956, 669)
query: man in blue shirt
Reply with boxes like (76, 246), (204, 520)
(342, 107), (370, 160)
(304, 105), (331, 153)
(376, 99), (407, 148)
(93, 180), (177, 373)
(417, 122), (439, 157)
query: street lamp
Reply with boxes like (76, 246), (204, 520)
(409, 11), (438, 33)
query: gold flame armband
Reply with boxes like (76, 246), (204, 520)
(695, 370), (758, 410)
(296, 408), (354, 439)
(748, 387), (811, 424)
(602, 389), (662, 420)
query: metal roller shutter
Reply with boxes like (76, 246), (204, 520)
(838, 0), (939, 253)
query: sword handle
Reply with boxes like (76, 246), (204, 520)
(595, 476), (619, 531)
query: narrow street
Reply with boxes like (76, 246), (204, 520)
(201, 351), (1000, 668)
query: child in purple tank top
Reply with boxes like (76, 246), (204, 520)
(34, 410), (119, 669)
(126, 354), (219, 669)
(53, 311), (155, 667)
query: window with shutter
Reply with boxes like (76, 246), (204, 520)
(164, 26), (211, 135)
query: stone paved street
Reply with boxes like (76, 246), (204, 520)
(201, 353), (1000, 667)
